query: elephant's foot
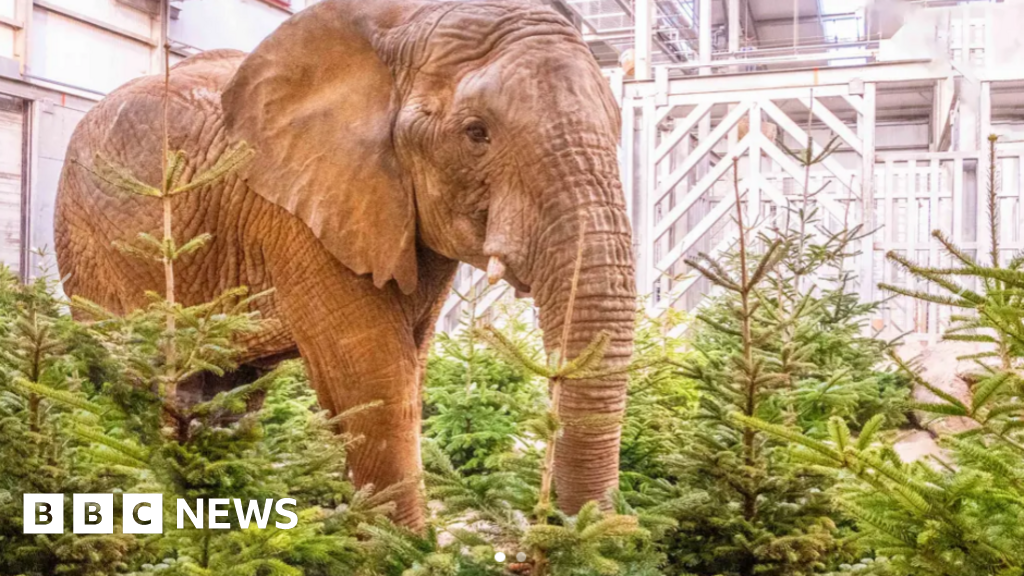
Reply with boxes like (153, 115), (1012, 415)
(344, 400), (426, 531)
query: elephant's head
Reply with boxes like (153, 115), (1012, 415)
(222, 0), (635, 513)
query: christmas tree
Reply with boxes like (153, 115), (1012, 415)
(743, 135), (1024, 576)
(636, 161), (905, 576)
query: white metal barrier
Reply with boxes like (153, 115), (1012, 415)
(439, 1), (1024, 339)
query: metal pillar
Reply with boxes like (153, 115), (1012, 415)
(792, 0), (799, 48)
(727, 0), (741, 123)
(859, 83), (876, 303)
(639, 99), (656, 299)
(728, 0), (740, 54)
(156, 0), (169, 74)
(699, 0), (712, 75)
(696, 0), (713, 194)
(977, 80), (993, 266)
(634, 0), (653, 81)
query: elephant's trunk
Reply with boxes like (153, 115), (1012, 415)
(530, 164), (636, 514)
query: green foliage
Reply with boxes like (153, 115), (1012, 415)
(618, 172), (906, 576)
(617, 309), (697, 484)
(424, 295), (545, 474)
(741, 409), (1024, 576)
(416, 179), (905, 576)
(0, 263), (386, 575)
(0, 205), (914, 576)
(748, 135), (1024, 576)
(523, 502), (652, 576)
(421, 282), (657, 576)
(0, 265), (138, 576)
(2, 263), (625, 576)
(419, 440), (656, 576)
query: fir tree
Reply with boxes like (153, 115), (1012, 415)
(0, 264), (139, 576)
(424, 289), (545, 474)
(617, 307), (697, 487)
(642, 161), (903, 576)
(742, 135), (1024, 576)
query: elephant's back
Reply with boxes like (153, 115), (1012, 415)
(55, 50), (248, 310)
(61, 50), (245, 192)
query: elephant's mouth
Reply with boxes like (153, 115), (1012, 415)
(504, 270), (532, 296)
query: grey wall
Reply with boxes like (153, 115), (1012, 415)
(28, 99), (86, 275)
(170, 0), (305, 52)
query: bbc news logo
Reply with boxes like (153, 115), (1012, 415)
(23, 494), (298, 534)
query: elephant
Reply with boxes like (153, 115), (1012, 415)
(54, 0), (635, 529)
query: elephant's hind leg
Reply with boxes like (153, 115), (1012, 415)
(56, 204), (153, 316)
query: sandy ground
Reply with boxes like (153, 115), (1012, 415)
(891, 340), (985, 461)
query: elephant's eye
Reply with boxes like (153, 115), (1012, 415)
(465, 121), (490, 144)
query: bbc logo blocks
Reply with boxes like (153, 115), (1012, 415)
(24, 493), (163, 534)
(73, 494), (113, 534)
(23, 494), (63, 534)
(123, 494), (164, 534)
(22, 494), (296, 533)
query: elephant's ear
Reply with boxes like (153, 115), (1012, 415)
(222, 0), (420, 294)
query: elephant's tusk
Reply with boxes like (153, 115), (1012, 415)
(487, 256), (505, 285)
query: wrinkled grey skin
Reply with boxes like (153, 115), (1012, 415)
(55, 0), (635, 529)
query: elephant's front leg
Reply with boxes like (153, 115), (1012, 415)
(271, 250), (425, 529)
(308, 323), (424, 529)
